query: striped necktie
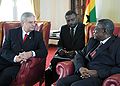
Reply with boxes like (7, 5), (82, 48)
(90, 43), (103, 58)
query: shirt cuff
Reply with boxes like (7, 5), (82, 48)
(31, 51), (36, 57)
(75, 50), (78, 54)
(13, 56), (17, 62)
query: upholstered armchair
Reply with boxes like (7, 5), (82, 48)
(0, 21), (51, 86)
(52, 23), (120, 86)
(51, 61), (74, 86)
(54, 61), (120, 86)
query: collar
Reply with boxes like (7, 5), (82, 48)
(100, 36), (111, 44)
(22, 28), (30, 39)
(70, 24), (78, 33)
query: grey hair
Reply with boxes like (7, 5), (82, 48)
(20, 12), (35, 22)
(98, 19), (114, 35)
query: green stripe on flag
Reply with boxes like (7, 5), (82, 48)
(90, 6), (96, 22)
(83, 0), (96, 25)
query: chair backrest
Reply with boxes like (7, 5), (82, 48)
(41, 21), (51, 49)
(0, 21), (51, 49)
(85, 23), (120, 44)
(0, 22), (4, 47)
(35, 21), (51, 49)
(2, 21), (21, 46)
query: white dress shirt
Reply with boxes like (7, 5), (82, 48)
(14, 28), (36, 62)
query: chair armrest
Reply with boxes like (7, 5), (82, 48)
(11, 57), (46, 85)
(27, 57), (43, 68)
(103, 74), (120, 86)
(18, 57), (43, 75)
(56, 61), (74, 79)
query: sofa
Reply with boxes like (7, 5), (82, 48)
(52, 23), (120, 86)
(0, 21), (51, 86)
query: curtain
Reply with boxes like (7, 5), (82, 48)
(0, 0), (2, 6)
(31, 0), (40, 21)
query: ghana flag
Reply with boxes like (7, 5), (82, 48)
(83, 0), (96, 25)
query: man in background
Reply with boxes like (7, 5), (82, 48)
(0, 12), (47, 86)
(45, 10), (85, 86)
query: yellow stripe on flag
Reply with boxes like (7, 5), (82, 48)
(83, 0), (96, 25)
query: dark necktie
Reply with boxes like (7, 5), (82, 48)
(23, 34), (28, 43)
(90, 43), (103, 58)
(70, 28), (74, 39)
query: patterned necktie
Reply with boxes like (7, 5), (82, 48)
(23, 34), (28, 43)
(90, 43), (103, 58)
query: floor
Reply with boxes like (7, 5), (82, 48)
(34, 45), (57, 86)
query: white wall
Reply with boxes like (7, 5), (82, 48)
(96, 0), (120, 23)
(40, 0), (70, 30)
(40, 0), (120, 31)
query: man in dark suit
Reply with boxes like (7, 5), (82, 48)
(56, 19), (120, 86)
(0, 12), (48, 86)
(45, 10), (85, 86)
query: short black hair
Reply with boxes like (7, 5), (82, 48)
(98, 19), (114, 35)
(65, 10), (77, 17)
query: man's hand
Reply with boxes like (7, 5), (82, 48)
(79, 67), (98, 79)
(58, 49), (67, 56)
(15, 55), (24, 62)
(19, 51), (32, 60)
(88, 70), (98, 77)
(79, 67), (90, 78)
(17, 51), (33, 63)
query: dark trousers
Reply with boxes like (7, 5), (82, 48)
(45, 58), (69, 86)
(0, 57), (20, 86)
(56, 74), (103, 86)
(0, 66), (20, 86)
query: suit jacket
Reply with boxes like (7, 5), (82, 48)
(1, 27), (48, 64)
(74, 36), (120, 80)
(58, 22), (85, 51)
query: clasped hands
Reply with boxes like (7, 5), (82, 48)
(58, 49), (75, 57)
(58, 49), (67, 56)
(79, 67), (98, 79)
(15, 51), (33, 63)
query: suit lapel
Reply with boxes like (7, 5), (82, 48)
(18, 28), (23, 44)
(67, 28), (73, 42)
(85, 40), (99, 61)
(72, 25), (83, 45)
(16, 28), (23, 48)
(22, 31), (34, 50)
(93, 36), (116, 60)
(72, 26), (79, 45)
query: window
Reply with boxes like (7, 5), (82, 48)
(0, 0), (13, 21)
(0, 0), (34, 21)
(16, 0), (34, 21)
